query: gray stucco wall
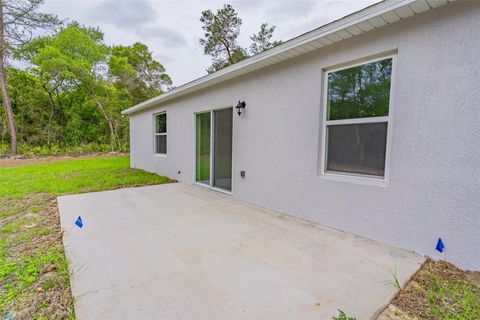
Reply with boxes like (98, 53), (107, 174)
(129, 1), (480, 270)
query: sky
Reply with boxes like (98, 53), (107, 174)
(41, 0), (379, 87)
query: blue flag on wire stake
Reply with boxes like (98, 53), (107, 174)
(75, 216), (83, 229)
(436, 237), (444, 253)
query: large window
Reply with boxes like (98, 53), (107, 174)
(322, 57), (393, 180)
(154, 113), (167, 154)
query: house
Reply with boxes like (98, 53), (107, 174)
(122, 0), (480, 271)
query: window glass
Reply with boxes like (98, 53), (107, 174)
(155, 113), (167, 133)
(327, 58), (392, 120)
(154, 113), (167, 154)
(155, 135), (167, 154)
(326, 122), (387, 177)
(213, 108), (233, 191)
(195, 112), (211, 184)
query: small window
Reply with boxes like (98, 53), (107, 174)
(322, 57), (393, 179)
(154, 113), (167, 154)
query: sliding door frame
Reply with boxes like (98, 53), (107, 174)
(193, 105), (234, 195)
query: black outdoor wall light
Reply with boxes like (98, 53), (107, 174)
(235, 101), (246, 116)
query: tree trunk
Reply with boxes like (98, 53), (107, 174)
(43, 84), (57, 145)
(90, 94), (119, 148)
(220, 38), (233, 65)
(0, 0), (16, 154)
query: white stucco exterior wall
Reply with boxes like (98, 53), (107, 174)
(128, 2), (480, 270)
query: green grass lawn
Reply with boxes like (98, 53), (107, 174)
(0, 156), (169, 319)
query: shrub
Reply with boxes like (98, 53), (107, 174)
(333, 310), (356, 320)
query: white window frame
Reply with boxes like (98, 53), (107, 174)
(319, 54), (396, 186)
(153, 112), (167, 155)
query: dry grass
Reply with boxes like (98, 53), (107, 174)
(1, 195), (73, 319)
(378, 259), (480, 320)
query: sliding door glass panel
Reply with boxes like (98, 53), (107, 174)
(195, 112), (211, 185)
(213, 108), (233, 191)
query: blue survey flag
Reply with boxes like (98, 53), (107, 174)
(435, 237), (444, 253)
(75, 216), (83, 228)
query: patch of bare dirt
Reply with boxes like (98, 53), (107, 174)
(377, 259), (480, 320)
(0, 152), (127, 168)
(378, 305), (417, 320)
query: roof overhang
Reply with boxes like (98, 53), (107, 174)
(122, 0), (454, 115)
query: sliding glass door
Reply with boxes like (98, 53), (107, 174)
(213, 108), (233, 191)
(195, 112), (211, 185)
(195, 108), (233, 192)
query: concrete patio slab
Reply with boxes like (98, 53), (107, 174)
(58, 183), (425, 320)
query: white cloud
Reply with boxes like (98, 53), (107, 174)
(41, 0), (379, 86)
(89, 0), (157, 29)
(137, 26), (188, 48)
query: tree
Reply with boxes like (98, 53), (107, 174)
(0, 19), (172, 151)
(249, 23), (282, 55)
(20, 23), (173, 148)
(199, 4), (281, 73)
(199, 4), (248, 73)
(0, 0), (60, 154)
(205, 47), (247, 74)
(109, 42), (172, 104)
(6, 67), (52, 145)
(31, 25), (120, 145)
